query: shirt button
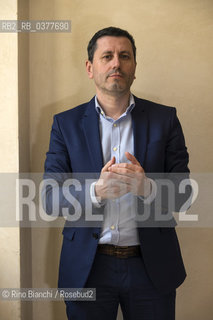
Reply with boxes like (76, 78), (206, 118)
(101, 111), (104, 115)
(113, 123), (117, 127)
(110, 225), (115, 230)
(113, 147), (117, 151)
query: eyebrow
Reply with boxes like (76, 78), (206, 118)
(101, 50), (131, 55)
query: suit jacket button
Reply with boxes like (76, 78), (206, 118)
(92, 233), (99, 239)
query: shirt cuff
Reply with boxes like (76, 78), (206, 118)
(90, 181), (105, 208)
(138, 178), (157, 204)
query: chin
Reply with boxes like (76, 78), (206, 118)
(109, 83), (125, 92)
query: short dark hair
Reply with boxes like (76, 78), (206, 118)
(87, 26), (136, 62)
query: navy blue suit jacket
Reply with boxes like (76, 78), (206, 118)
(44, 95), (189, 294)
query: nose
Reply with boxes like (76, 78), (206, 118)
(111, 55), (121, 69)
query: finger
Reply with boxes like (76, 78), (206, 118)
(109, 162), (143, 173)
(109, 166), (136, 176)
(109, 175), (133, 185)
(102, 157), (116, 172)
(108, 183), (131, 197)
(125, 152), (141, 166)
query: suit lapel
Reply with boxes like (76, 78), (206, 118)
(81, 96), (148, 172)
(132, 96), (148, 168)
(82, 97), (103, 172)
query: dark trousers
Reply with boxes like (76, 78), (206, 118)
(65, 252), (176, 320)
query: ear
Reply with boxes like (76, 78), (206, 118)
(86, 60), (94, 79)
(134, 61), (137, 79)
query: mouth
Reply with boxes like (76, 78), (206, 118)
(108, 73), (123, 79)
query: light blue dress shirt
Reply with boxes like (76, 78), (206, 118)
(92, 94), (141, 246)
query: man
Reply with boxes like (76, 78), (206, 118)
(44, 27), (190, 319)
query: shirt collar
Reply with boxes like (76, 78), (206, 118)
(95, 93), (135, 119)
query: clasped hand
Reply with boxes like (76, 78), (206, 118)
(95, 152), (151, 201)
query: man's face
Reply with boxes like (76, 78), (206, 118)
(86, 36), (136, 97)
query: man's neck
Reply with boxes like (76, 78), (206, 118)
(96, 91), (131, 120)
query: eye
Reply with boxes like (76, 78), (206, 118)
(120, 54), (130, 60)
(102, 55), (112, 60)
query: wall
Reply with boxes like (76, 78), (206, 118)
(0, 0), (21, 319)
(29, 1), (213, 319)
(18, 0), (32, 318)
(1, 0), (212, 319)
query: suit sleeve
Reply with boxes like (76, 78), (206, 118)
(44, 115), (72, 173)
(42, 115), (104, 225)
(165, 108), (189, 173)
(164, 108), (192, 213)
(137, 108), (192, 227)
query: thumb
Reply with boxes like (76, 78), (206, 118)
(102, 157), (116, 172)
